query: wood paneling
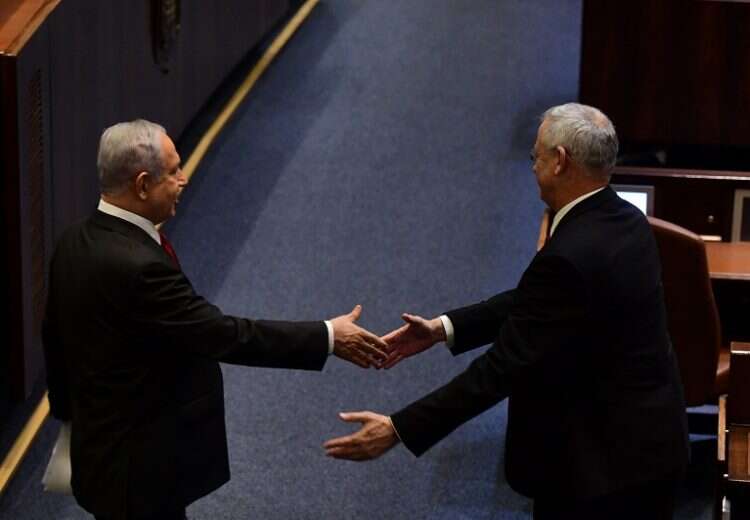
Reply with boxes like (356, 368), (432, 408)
(0, 11), (52, 415)
(47, 0), (290, 232)
(581, 0), (750, 151)
(1, 0), (291, 420)
(0, 0), (59, 55)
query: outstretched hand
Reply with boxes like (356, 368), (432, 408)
(382, 313), (446, 368)
(324, 411), (399, 461)
(330, 305), (388, 368)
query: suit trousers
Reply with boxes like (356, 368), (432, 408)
(532, 478), (676, 520)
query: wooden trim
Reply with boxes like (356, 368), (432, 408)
(731, 342), (750, 354)
(720, 394), (727, 462)
(728, 426), (750, 482)
(613, 165), (750, 182)
(0, 393), (49, 496)
(0, 0), (60, 56)
(705, 242), (750, 281)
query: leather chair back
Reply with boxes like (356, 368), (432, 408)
(648, 217), (722, 406)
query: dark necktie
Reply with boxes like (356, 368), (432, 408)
(159, 231), (181, 268)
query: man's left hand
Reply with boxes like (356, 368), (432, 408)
(324, 411), (399, 461)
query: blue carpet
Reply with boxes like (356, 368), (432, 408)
(0, 1), (715, 518)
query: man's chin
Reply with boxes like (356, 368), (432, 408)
(155, 208), (177, 226)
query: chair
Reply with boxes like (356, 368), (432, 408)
(648, 217), (729, 406)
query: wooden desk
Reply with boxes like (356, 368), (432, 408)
(706, 242), (750, 281)
(706, 242), (750, 343)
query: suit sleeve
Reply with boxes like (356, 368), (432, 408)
(130, 260), (329, 370)
(392, 254), (589, 456)
(445, 289), (516, 354)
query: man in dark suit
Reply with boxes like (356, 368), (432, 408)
(43, 119), (387, 520)
(324, 104), (689, 519)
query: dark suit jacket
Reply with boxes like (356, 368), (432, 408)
(42, 210), (329, 519)
(391, 187), (689, 501)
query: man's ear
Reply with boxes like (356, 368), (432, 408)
(134, 171), (150, 200)
(553, 146), (568, 175)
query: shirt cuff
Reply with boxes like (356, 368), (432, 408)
(439, 314), (455, 348)
(324, 320), (334, 355)
(387, 416), (403, 444)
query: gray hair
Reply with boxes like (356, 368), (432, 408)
(540, 103), (618, 173)
(97, 119), (167, 194)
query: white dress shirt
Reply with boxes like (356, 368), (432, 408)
(548, 187), (605, 238)
(98, 199), (161, 244)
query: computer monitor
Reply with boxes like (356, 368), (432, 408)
(732, 189), (750, 242)
(612, 184), (654, 216)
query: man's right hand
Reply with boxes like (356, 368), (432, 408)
(382, 313), (446, 369)
(330, 305), (388, 368)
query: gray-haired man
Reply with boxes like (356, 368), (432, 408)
(326, 104), (688, 520)
(43, 119), (386, 520)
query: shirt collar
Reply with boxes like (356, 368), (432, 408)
(97, 199), (161, 245)
(549, 187), (606, 237)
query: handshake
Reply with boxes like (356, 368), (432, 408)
(327, 305), (448, 461)
(330, 304), (446, 370)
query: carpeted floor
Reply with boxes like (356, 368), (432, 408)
(0, 1), (716, 518)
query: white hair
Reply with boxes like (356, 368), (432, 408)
(97, 119), (166, 194)
(540, 103), (618, 174)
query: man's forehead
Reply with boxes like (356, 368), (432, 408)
(534, 120), (549, 145)
(160, 132), (174, 148)
(160, 133), (179, 158)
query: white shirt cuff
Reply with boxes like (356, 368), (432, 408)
(324, 320), (334, 355)
(439, 314), (455, 349)
(387, 416), (403, 443)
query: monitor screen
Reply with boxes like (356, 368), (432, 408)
(612, 184), (654, 216)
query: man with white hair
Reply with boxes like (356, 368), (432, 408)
(43, 119), (387, 520)
(325, 104), (688, 519)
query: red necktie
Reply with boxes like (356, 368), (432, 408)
(159, 232), (181, 268)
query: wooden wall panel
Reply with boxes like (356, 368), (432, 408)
(47, 0), (291, 236)
(0, 56), (22, 422)
(0, 14), (53, 416)
(580, 0), (750, 152)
